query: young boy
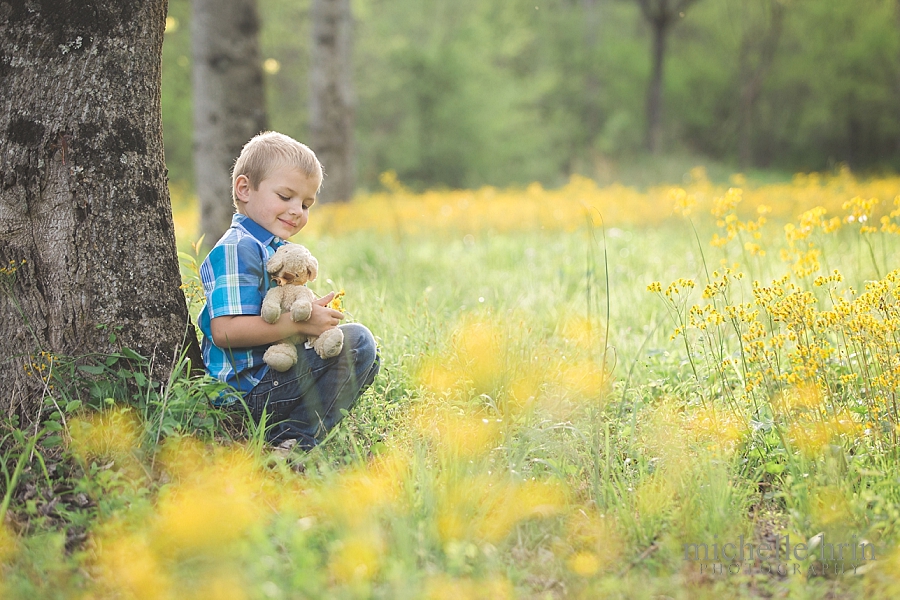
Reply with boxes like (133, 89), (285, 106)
(198, 131), (380, 450)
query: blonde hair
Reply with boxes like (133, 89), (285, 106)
(232, 131), (323, 205)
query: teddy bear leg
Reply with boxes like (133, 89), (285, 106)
(290, 299), (313, 322)
(264, 342), (298, 372)
(312, 328), (344, 359)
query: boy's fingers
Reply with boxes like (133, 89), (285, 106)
(315, 292), (336, 305)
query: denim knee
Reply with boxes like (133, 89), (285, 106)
(342, 323), (378, 369)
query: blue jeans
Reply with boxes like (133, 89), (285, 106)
(246, 323), (380, 449)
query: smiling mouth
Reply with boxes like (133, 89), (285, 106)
(279, 219), (297, 228)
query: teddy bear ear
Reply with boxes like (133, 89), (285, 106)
(267, 250), (284, 274)
(306, 255), (318, 282)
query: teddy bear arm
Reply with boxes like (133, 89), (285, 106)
(260, 287), (285, 324)
(290, 298), (313, 322)
(285, 288), (315, 322)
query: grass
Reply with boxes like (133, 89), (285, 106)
(3, 170), (900, 598)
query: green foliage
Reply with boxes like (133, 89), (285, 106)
(161, 0), (193, 187)
(161, 0), (900, 195)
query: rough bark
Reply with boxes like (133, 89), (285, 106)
(310, 0), (355, 203)
(192, 0), (267, 248)
(0, 0), (201, 419)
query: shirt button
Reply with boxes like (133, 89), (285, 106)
(273, 381), (279, 386)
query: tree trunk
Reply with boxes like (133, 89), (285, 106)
(0, 0), (201, 418)
(192, 0), (267, 248)
(582, 0), (602, 153)
(896, 0), (900, 156)
(310, 0), (355, 203)
(646, 18), (667, 154)
(737, 51), (755, 168)
(636, 0), (699, 154)
(737, 0), (785, 169)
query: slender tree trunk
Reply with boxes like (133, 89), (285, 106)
(737, 49), (755, 168)
(635, 0), (699, 154)
(737, 0), (784, 169)
(0, 0), (200, 418)
(646, 18), (667, 154)
(310, 0), (355, 203)
(582, 0), (602, 153)
(896, 0), (900, 155)
(192, 0), (267, 247)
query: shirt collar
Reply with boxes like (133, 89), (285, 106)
(232, 213), (283, 247)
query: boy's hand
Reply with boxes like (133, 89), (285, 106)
(305, 292), (344, 335)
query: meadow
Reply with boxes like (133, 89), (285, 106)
(4, 168), (900, 598)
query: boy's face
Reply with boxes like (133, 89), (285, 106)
(235, 166), (319, 240)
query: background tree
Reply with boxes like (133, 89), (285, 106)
(310, 0), (355, 202)
(0, 0), (198, 416)
(192, 0), (268, 246)
(160, 0), (900, 193)
(633, 0), (700, 154)
(735, 0), (786, 168)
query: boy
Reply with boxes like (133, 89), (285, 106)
(198, 131), (380, 450)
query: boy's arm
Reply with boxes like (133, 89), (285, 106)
(210, 291), (343, 349)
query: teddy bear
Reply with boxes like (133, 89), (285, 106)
(260, 243), (344, 372)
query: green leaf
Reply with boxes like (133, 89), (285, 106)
(121, 348), (146, 361)
(65, 400), (82, 413)
(133, 372), (148, 387)
(44, 421), (64, 432)
(78, 365), (106, 375)
(764, 462), (785, 475)
(43, 435), (64, 448)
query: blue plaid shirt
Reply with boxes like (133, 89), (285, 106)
(199, 214), (287, 398)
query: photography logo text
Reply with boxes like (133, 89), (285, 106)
(682, 534), (875, 576)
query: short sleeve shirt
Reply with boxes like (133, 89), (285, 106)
(198, 214), (286, 398)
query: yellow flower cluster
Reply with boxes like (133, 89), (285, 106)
(167, 167), (900, 245)
(328, 289), (346, 311)
(879, 196), (900, 234)
(0, 258), (25, 277)
(23, 350), (55, 387)
(0, 258), (26, 291)
(648, 179), (900, 448)
(842, 195), (880, 234)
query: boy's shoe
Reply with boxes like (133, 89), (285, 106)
(272, 438), (297, 459)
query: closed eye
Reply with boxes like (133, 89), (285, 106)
(278, 193), (291, 201)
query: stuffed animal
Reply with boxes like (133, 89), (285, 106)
(260, 244), (344, 371)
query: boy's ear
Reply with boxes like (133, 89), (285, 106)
(234, 174), (251, 204)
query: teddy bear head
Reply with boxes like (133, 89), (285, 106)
(267, 243), (318, 286)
